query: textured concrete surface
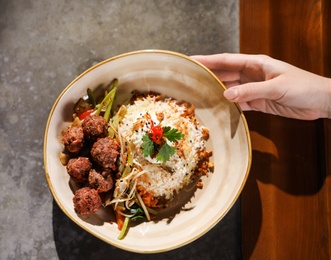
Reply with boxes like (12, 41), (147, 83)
(0, 0), (240, 259)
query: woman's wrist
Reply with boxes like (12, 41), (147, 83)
(322, 77), (331, 119)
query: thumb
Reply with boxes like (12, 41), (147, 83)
(223, 80), (280, 102)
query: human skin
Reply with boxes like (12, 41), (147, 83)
(192, 53), (331, 120)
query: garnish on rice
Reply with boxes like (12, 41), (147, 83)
(142, 124), (184, 163)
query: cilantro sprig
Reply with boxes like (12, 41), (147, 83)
(162, 126), (184, 141)
(142, 135), (155, 157)
(141, 126), (184, 163)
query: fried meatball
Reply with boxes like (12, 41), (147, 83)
(66, 157), (92, 183)
(82, 114), (108, 141)
(88, 169), (114, 193)
(90, 137), (120, 169)
(61, 126), (84, 153)
(100, 168), (112, 178)
(73, 187), (102, 215)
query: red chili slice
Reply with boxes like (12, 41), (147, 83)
(149, 125), (163, 145)
(79, 109), (95, 120)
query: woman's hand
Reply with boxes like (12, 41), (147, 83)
(192, 53), (331, 120)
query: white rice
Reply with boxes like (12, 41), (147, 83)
(118, 95), (208, 200)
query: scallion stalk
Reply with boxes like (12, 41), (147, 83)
(87, 88), (96, 108)
(117, 216), (130, 240)
(95, 78), (118, 118)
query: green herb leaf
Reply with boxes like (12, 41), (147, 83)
(157, 142), (176, 163)
(129, 207), (144, 221)
(141, 134), (154, 157)
(163, 127), (184, 142)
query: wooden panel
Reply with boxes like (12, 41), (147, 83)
(240, 0), (331, 259)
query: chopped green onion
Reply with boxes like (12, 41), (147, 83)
(95, 78), (118, 119)
(87, 88), (96, 108)
(103, 90), (116, 122)
(117, 216), (130, 240)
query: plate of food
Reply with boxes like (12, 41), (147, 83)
(44, 49), (251, 253)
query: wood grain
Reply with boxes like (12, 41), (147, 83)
(240, 0), (331, 259)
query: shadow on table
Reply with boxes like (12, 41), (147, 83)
(52, 198), (243, 260)
(241, 112), (327, 259)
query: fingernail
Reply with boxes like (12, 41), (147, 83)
(224, 88), (238, 100)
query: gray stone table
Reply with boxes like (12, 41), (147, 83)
(0, 1), (241, 259)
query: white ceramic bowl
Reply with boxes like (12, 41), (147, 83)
(44, 50), (251, 253)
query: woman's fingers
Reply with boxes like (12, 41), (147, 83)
(210, 70), (241, 82)
(192, 54), (246, 71)
(191, 53), (267, 71)
(224, 78), (283, 103)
